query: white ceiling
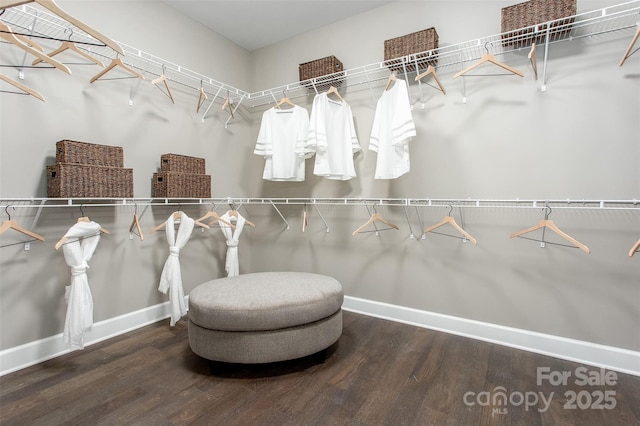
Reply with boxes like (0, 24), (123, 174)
(161, 0), (393, 51)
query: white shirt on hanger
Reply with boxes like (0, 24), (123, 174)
(307, 92), (360, 180)
(369, 78), (416, 179)
(254, 105), (311, 181)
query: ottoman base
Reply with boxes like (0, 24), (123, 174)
(188, 310), (342, 364)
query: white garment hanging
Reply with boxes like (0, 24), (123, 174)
(254, 105), (311, 181)
(158, 212), (194, 326)
(307, 92), (360, 180)
(369, 78), (416, 179)
(60, 220), (102, 350)
(219, 211), (246, 277)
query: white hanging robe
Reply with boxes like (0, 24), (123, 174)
(61, 220), (102, 350)
(219, 211), (246, 277)
(158, 212), (194, 326)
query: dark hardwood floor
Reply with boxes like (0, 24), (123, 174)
(1, 311), (639, 425)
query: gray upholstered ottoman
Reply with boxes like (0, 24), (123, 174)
(188, 272), (343, 364)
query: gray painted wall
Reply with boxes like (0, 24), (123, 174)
(1, 1), (638, 355)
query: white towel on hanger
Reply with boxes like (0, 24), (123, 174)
(219, 211), (246, 277)
(60, 220), (102, 350)
(158, 212), (194, 326)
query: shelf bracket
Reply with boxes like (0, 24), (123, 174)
(541, 26), (551, 91)
(201, 83), (222, 123)
(269, 200), (289, 230)
(224, 94), (245, 128)
(528, 43), (538, 80)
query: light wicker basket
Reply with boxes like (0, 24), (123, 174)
(55, 140), (124, 168)
(152, 172), (211, 198)
(384, 27), (438, 70)
(160, 153), (206, 175)
(47, 163), (133, 198)
(501, 0), (576, 47)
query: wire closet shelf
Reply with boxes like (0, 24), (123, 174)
(0, 198), (638, 211)
(246, 0), (640, 108)
(1, 1), (639, 113)
(0, 3), (250, 108)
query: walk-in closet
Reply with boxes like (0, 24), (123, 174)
(1, 1), (639, 424)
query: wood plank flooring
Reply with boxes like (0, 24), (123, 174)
(1, 311), (639, 425)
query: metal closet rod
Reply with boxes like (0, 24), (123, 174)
(0, 198), (638, 210)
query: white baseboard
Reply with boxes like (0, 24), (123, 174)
(343, 296), (640, 377)
(3, 296), (639, 378)
(0, 300), (174, 377)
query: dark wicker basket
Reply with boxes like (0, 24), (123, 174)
(47, 163), (133, 198)
(55, 140), (124, 168)
(299, 56), (344, 90)
(152, 172), (211, 198)
(384, 27), (438, 71)
(501, 0), (576, 47)
(160, 153), (206, 175)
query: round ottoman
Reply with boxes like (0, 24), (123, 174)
(188, 272), (343, 364)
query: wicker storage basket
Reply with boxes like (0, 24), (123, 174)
(160, 153), (206, 175)
(384, 27), (438, 70)
(152, 172), (211, 198)
(299, 55), (344, 89)
(47, 164), (133, 198)
(55, 140), (124, 168)
(501, 0), (576, 47)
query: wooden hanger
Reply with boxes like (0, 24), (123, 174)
(528, 43), (538, 80)
(629, 238), (640, 257)
(384, 71), (397, 91)
(226, 209), (255, 227)
(414, 65), (446, 94)
(0, 207), (45, 242)
(274, 96), (295, 110)
(453, 53), (524, 79)
(510, 207), (590, 254)
(76, 215), (110, 234)
(302, 204), (308, 233)
(152, 66), (174, 104)
(89, 56), (144, 83)
(129, 211), (143, 241)
(14, 32), (44, 51)
(196, 83), (207, 113)
(76, 216), (109, 235)
(0, 21), (71, 74)
(150, 211), (209, 235)
(54, 215), (109, 250)
(221, 96), (234, 119)
(196, 210), (236, 229)
(0, 73), (45, 101)
(384, 71), (398, 92)
(352, 211), (399, 236)
(424, 207), (477, 245)
(620, 22), (640, 66)
(32, 41), (104, 67)
(0, 0), (124, 55)
(325, 85), (344, 102)
(0, 219), (45, 241)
